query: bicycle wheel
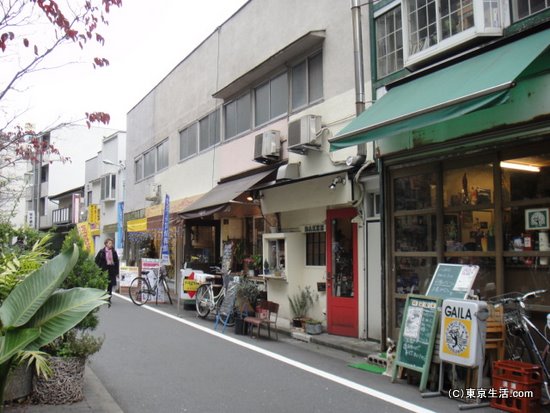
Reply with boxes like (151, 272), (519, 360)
(195, 284), (212, 318)
(505, 323), (530, 362)
(162, 278), (173, 305)
(129, 277), (150, 306)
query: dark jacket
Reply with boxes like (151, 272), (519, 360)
(95, 247), (120, 277)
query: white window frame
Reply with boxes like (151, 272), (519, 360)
(402, 0), (508, 67)
(100, 173), (116, 201)
(224, 92), (252, 140)
(254, 71), (288, 127)
(375, 5), (404, 78)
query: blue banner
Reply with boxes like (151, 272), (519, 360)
(160, 194), (171, 266)
(116, 201), (124, 250)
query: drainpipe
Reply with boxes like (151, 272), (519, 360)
(351, 0), (366, 119)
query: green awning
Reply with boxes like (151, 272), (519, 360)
(330, 28), (550, 151)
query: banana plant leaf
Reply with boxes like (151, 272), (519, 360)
(0, 328), (40, 365)
(0, 246), (78, 329)
(26, 287), (108, 349)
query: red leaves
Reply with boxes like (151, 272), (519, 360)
(92, 57), (109, 68)
(85, 112), (111, 128)
(0, 32), (15, 52)
(23, 38), (30, 47)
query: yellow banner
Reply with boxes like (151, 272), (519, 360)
(88, 204), (100, 224)
(76, 222), (95, 252)
(127, 218), (147, 232)
(183, 279), (200, 293)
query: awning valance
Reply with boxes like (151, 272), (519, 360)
(330, 28), (550, 150)
(180, 170), (275, 219)
(127, 218), (147, 232)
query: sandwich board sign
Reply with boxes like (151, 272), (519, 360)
(392, 294), (441, 392)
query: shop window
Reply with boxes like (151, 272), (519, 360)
(394, 172), (436, 211)
(395, 257), (437, 295)
(306, 231), (326, 266)
(395, 215), (437, 251)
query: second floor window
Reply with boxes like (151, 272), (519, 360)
(255, 72), (288, 127)
(143, 149), (155, 178)
(40, 165), (49, 183)
(512, 0), (550, 21)
(100, 174), (116, 200)
(376, 6), (404, 78)
(199, 110), (220, 151)
(224, 93), (251, 140)
(180, 123), (198, 160)
(291, 52), (323, 111)
(135, 157), (143, 182)
(156, 140), (169, 171)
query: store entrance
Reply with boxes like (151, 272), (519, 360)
(183, 220), (221, 273)
(326, 208), (358, 337)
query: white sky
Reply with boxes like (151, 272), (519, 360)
(11, 0), (249, 132)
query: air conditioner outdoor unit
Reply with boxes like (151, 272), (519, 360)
(254, 130), (281, 164)
(146, 184), (161, 202)
(288, 115), (322, 154)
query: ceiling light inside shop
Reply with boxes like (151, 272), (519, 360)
(500, 161), (540, 173)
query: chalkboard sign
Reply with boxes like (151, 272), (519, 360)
(221, 241), (233, 274)
(218, 280), (238, 317)
(426, 264), (479, 300)
(392, 294), (441, 392)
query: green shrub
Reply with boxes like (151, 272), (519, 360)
(44, 330), (104, 359)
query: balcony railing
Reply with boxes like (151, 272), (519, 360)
(52, 207), (72, 225)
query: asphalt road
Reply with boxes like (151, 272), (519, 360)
(89, 295), (495, 413)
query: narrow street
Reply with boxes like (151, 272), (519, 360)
(89, 295), (494, 413)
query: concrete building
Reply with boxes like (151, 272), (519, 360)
(25, 125), (120, 240)
(84, 131), (127, 255)
(124, 0), (380, 340)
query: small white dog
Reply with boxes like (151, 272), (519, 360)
(384, 338), (397, 377)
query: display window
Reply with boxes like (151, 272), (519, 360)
(388, 142), (550, 332)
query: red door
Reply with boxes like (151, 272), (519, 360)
(326, 208), (358, 337)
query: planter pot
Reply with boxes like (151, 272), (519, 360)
(305, 322), (323, 335)
(32, 356), (86, 404)
(4, 364), (33, 403)
(234, 316), (248, 335)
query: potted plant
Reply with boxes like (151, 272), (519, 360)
(29, 230), (109, 405)
(234, 277), (260, 335)
(288, 286), (318, 328)
(0, 231), (52, 404)
(304, 319), (323, 335)
(0, 245), (108, 411)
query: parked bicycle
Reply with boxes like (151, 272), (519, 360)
(129, 267), (173, 306)
(195, 273), (235, 326)
(489, 289), (550, 400)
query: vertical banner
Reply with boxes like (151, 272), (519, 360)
(160, 194), (171, 266)
(76, 222), (94, 252)
(116, 201), (124, 250)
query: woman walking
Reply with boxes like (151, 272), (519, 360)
(95, 238), (119, 306)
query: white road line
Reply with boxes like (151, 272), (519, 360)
(115, 293), (437, 413)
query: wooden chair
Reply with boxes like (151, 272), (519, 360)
(484, 304), (506, 374)
(244, 301), (279, 340)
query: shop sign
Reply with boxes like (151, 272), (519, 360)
(119, 266), (138, 287)
(302, 224), (326, 233)
(439, 299), (487, 367)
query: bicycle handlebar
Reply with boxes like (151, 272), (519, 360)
(491, 289), (547, 305)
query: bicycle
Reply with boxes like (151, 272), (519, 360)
(129, 267), (173, 306)
(489, 289), (550, 400)
(195, 274), (236, 327)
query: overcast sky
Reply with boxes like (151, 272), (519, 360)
(14, 0), (249, 132)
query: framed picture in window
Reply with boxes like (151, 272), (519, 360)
(525, 208), (550, 230)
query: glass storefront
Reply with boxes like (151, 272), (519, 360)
(388, 141), (550, 333)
